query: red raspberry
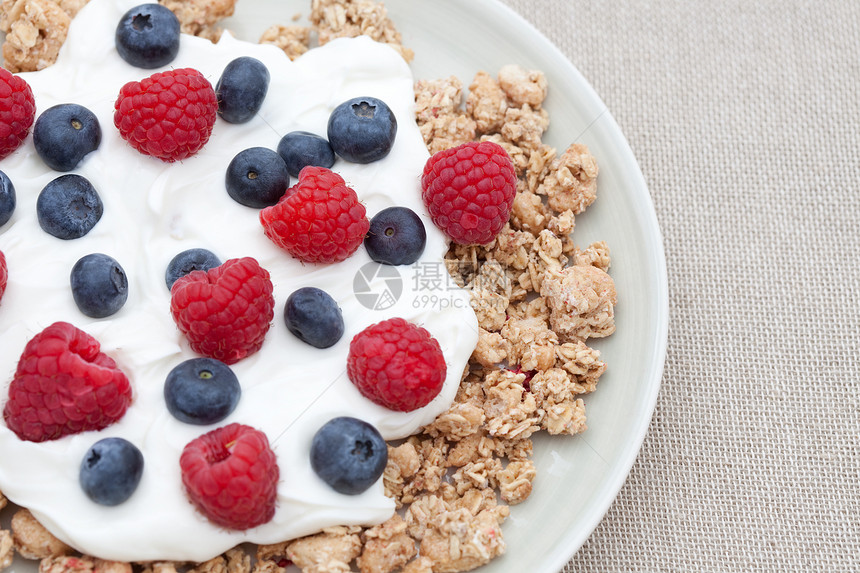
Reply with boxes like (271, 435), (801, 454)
(346, 317), (447, 412)
(170, 257), (275, 365)
(0, 68), (36, 159)
(114, 68), (218, 162)
(0, 249), (7, 303)
(260, 166), (369, 264)
(180, 423), (279, 530)
(3, 322), (132, 442)
(421, 140), (517, 245)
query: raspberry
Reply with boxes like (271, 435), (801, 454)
(180, 423), (279, 530)
(420, 140), (517, 245)
(3, 322), (132, 442)
(113, 68), (218, 162)
(0, 249), (7, 303)
(260, 166), (369, 264)
(346, 317), (447, 412)
(170, 257), (275, 365)
(0, 68), (36, 160)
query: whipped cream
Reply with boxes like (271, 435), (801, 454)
(0, 0), (477, 562)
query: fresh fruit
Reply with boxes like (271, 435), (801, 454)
(165, 248), (222, 291)
(170, 257), (275, 365)
(164, 357), (241, 425)
(284, 287), (344, 349)
(346, 317), (447, 412)
(225, 147), (290, 208)
(364, 206), (426, 265)
(37, 174), (103, 240)
(0, 170), (14, 227)
(70, 253), (129, 318)
(180, 423), (278, 530)
(276, 131), (335, 178)
(260, 166), (369, 264)
(310, 417), (387, 495)
(0, 67), (36, 160)
(3, 321), (133, 442)
(0, 249), (7, 303)
(79, 437), (144, 506)
(420, 140), (517, 245)
(115, 3), (180, 69)
(327, 96), (397, 164)
(216, 57), (270, 124)
(114, 68), (218, 162)
(33, 104), (102, 172)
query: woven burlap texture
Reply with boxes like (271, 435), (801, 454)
(497, 0), (860, 571)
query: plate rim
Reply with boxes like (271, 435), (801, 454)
(0, 0), (669, 570)
(465, 0), (669, 568)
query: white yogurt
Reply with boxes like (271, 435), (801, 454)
(0, 0), (477, 562)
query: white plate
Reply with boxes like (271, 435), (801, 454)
(3, 1), (667, 571)
(225, 1), (669, 570)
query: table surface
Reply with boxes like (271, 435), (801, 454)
(1, 1), (857, 571)
(495, 0), (859, 571)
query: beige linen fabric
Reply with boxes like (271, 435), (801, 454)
(497, 0), (860, 571)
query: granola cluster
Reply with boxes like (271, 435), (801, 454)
(0, 0), (87, 72)
(157, 0), (237, 43)
(414, 65), (615, 361)
(383, 64), (616, 571)
(0, 495), (505, 573)
(307, 0), (411, 61)
(0, 1), (615, 572)
(259, 0), (414, 62)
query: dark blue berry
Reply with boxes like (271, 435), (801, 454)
(364, 206), (426, 265)
(37, 174), (103, 240)
(327, 96), (397, 164)
(70, 253), (129, 318)
(0, 170), (15, 227)
(276, 131), (336, 178)
(165, 248), (221, 290)
(115, 3), (180, 69)
(33, 104), (102, 172)
(225, 147), (289, 208)
(216, 57), (270, 124)
(164, 357), (241, 425)
(284, 287), (345, 349)
(310, 417), (388, 495)
(80, 437), (144, 506)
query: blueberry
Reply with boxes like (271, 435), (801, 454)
(284, 287), (345, 349)
(165, 248), (221, 290)
(216, 57), (270, 124)
(33, 104), (102, 172)
(0, 170), (15, 227)
(310, 417), (388, 495)
(37, 174), (103, 240)
(115, 3), (180, 69)
(276, 131), (336, 178)
(364, 206), (426, 266)
(225, 147), (290, 208)
(70, 253), (129, 318)
(80, 437), (144, 506)
(164, 357), (241, 425)
(327, 96), (397, 164)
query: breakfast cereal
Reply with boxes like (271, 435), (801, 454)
(0, 0), (616, 570)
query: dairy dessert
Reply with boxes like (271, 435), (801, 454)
(0, 0), (477, 562)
